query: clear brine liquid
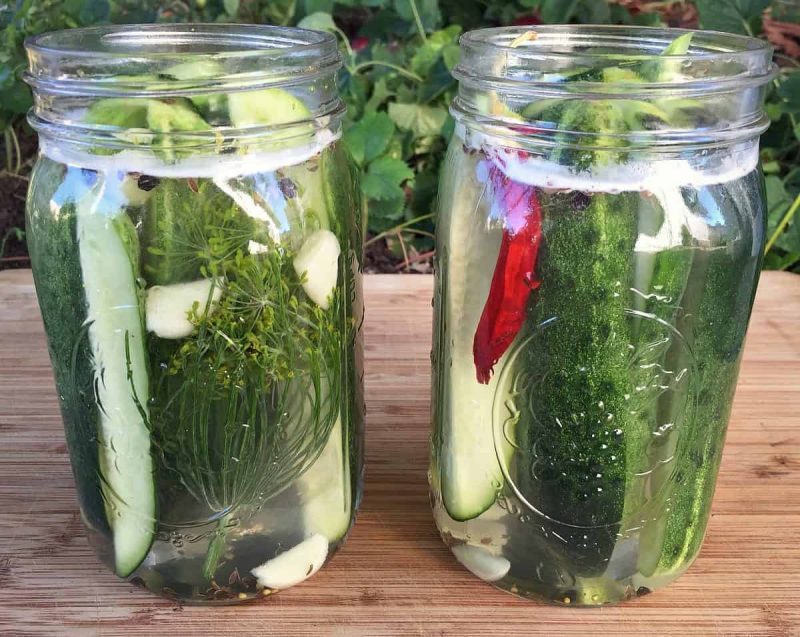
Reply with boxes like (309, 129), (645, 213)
(27, 143), (364, 602)
(431, 140), (764, 604)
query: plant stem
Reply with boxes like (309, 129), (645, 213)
(0, 228), (23, 261)
(9, 125), (21, 174)
(408, 0), (428, 43)
(332, 26), (354, 62)
(0, 170), (30, 181)
(395, 228), (410, 267)
(3, 128), (12, 173)
(364, 213), (434, 246)
(782, 253), (800, 270)
(403, 227), (435, 239)
(393, 249), (435, 271)
(202, 512), (231, 581)
(351, 61), (423, 83)
(765, 192), (800, 255)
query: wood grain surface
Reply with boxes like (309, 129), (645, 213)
(0, 269), (798, 636)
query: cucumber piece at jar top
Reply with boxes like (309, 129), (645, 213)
(430, 25), (775, 605)
(24, 24), (364, 603)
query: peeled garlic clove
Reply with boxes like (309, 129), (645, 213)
(293, 229), (340, 310)
(145, 278), (222, 339)
(451, 544), (511, 582)
(251, 533), (329, 590)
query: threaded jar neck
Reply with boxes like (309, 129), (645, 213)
(24, 24), (344, 156)
(452, 25), (777, 153)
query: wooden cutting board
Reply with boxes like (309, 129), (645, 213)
(0, 269), (798, 636)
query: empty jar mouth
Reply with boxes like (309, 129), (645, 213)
(452, 25), (778, 151)
(24, 24), (345, 156)
(25, 23), (341, 97)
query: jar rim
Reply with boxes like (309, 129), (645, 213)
(24, 24), (341, 97)
(25, 23), (337, 60)
(461, 25), (773, 60)
(456, 25), (776, 96)
(452, 25), (776, 151)
(25, 24), (345, 155)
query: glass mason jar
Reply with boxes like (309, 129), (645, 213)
(430, 26), (775, 605)
(25, 24), (364, 603)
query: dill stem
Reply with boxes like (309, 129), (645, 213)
(202, 512), (230, 581)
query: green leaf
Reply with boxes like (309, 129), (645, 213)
(629, 10), (665, 26)
(779, 219), (800, 253)
(358, 10), (409, 38)
(64, 0), (110, 24)
(410, 168), (439, 215)
(297, 11), (336, 31)
(764, 177), (800, 254)
(301, 0), (334, 15)
(388, 102), (448, 138)
(341, 72), (370, 112)
(223, 0), (239, 16)
(344, 111), (396, 166)
(763, 250), (800, 271)
(409, 25), (461, 76)
(111, 2), (158, 23)
(577, 0), (610, 23)
(417, 58), (456, 103)
(0, 66), (31, 115)
(368, 195), (407, 231)
(777, 72), (800, 113)
(442, 44), (460, 71)
(339, 0), (388, 6)
(766, 175), (791, 236)
(540, 0), (579, 23)
(362, 156), (413, 201)
(695, 0), (771, 35)
(368, 41), (406, 66)
(393, 0), (442, 32)
(365, 78), (396, 113)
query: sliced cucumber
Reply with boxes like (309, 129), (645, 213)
(145, 278), (223, 340)
(163, 60), (228, 124)
(77, 176), (155, 577)
(83, 98), (153, 151)
(451, 544), (511, 582)
(146, 98), (211, 133)
(293, 229), (341, 310)
(440, 149), (508, 521)
(297, 414), (352, 543)
(145, 98), (212, 159)
(250, 533), (329, 590)
(227, 88), (311, 129)
(84, 98), (149, 129)
(280, 155), (333, 237)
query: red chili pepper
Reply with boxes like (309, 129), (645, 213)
(473, 164), (543, 384)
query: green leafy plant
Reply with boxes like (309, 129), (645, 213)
(1, 0), (798, 272)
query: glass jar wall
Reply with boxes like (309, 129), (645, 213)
(430, 25), (775, 605)
(25, 24), (364, 603)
